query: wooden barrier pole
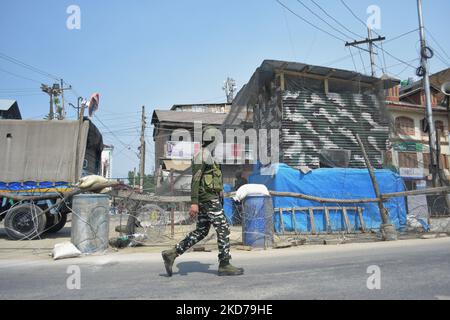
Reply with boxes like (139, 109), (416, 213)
(355, 134), (390, 225)
(355, 134), (397, 241)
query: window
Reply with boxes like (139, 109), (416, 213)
(435, 120), (445, 137)
(423, 153), (430, 169)
(395, 117), (415, 136)
(398, 152), (418, 168)
(423, 153), (449, 170)
(442, 155), (449, 170)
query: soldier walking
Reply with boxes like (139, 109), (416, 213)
(162, 126), (244, 277)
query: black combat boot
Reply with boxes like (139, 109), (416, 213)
(218, 260), (244, 276)
(162, 248), (178, 277)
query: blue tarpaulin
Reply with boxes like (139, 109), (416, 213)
(223, 184), (234, 224)
(249, 164), (407, 233)
(0, 181), (71, 192)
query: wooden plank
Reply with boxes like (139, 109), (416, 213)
(112, 190), (190, 203)
(309, 208), (317, 235)
(357, 207), (366, 233)
(273, 68), (374, 87)
(224, 187), (450, 205)
(342, 207), (352, 233)
(279, 208), (285, 235)
(280, 72), (286, 91)
(324, 78), (329, 94)
(324, 207), (332, 234)
(291, 208), (298, 235)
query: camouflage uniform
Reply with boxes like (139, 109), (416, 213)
(175, 149), (231, 262)
(175, 199), (231, 262)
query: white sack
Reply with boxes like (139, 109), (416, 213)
(78, 175), (108, 189)
(233, 184), (270, 202)
(52, 242), (82, 260)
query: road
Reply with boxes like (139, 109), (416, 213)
(0, 238), (449, 300)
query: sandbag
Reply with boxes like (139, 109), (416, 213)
(52, 242), (82, 260)
(233, 184), (270, 202)
(78, 175), (108, 189)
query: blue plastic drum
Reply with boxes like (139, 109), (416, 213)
(242, 195), (274, 248)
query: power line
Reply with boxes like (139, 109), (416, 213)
(295, 0), (353, 40)
(0, 51), (61, 81)
(431, 49), (450, 68)
(0, 88), (42, 93)
(373, 44), (417, 70)
(425, 27), (450, 61)
(392, 64), (412, 78)
(94, 114), (139, 153)
(323, 53), (353, 66)
(348, 47), (358, 72)
(0, 93), (43, 98)
(309, 0), (364, 39)
(282, 5), (297, 60)
(358, 47), (368, 74)
(379, 42), (387, 73)
(384, 28), (419, 44)
(340, 0), (374, 32)
(275, 0), (347, 43)
(423, 30), (450, 67)
(385, 58), (420, 70)
(0, 67), (42, 84)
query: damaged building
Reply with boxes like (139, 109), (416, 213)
(223, 60), (399, 170)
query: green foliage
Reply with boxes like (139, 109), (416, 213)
(127, 171), (155, 193)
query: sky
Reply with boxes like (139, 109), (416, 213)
(1, 0), (449, 180)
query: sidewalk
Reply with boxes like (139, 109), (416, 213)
(0, 214), (448, 262)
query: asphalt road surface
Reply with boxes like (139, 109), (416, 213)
(0, 238), (449, 300)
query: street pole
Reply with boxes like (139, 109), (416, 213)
(41, 84), (54, 120)
(417, 0), (438, 188)
(139, 106), (146, 193)
(345, 35), (385, 77)
(41, 82), (71, 120)
(49, 92), (54, 120)
(60, 79), (65, 119)
(133, 167), (136, 189)
(368, 28), (376, 77)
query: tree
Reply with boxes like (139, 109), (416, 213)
(127, 171), (155, 193)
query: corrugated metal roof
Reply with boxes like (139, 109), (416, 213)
(170, 103), (230, 111)
(223, 59), (399, 128)
(152, 110), (227, 125)
(400, 67), (450, 97)
(0, 99), (16, 110)
(261, 60), (399, 86)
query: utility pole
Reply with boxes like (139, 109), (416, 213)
(345, 34), (385, 77)
(367, 28), (377, 77)
(139, 106), (146, 193)
(417, 0), (438, 187)
(41, 82), (72, 120)
(60, 79), (69, 120)
(41, 84), (57, 120)
(133, 167), (136, 189)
